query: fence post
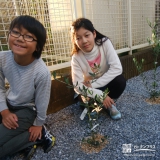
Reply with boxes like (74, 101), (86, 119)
(128, 0), (132, 55)
(72, 0), (77, 19)
(81, 0), (86, 17)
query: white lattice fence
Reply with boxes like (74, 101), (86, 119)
(82, 0), (160, 54)
(0, 0), (75, 71)
(82, 0), (129, 50)
(0, 0), (160, 71)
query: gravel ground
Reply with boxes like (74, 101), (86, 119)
(4, 68), (160, 160)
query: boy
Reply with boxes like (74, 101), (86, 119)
(0, 15), (55, 159)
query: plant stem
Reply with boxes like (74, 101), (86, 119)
(54, 78), (73, 87)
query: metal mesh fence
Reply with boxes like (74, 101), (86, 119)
(83, 0), (129, 50)
(155, 0), (160, 38)
(83, 0), (160, 52)
(131, 0), (155, 46)
(0, 0), (160, 71)
(0, 0), (74, 71)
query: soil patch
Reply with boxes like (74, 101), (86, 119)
(80, 133), (108, 154)
(146, 96), (160, 104)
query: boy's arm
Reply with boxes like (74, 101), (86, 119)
(0, 66), (8, 112)
(33, 71), (51, 126)
(28, 69), (51, 141)
(0, 65), (18, 129)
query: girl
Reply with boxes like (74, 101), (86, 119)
(0, 15), (54, 159)
(71, 18), (126, 120)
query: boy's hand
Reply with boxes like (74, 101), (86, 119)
(103, 96), (115, 109)
(1, 109), (19, 129)
(29, 126), (42, 142)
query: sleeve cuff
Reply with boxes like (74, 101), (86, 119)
(0, 101), (8, 112)
(91, 82), (100, 89)
(33, 118), (45, 126)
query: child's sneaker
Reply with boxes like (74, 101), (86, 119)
(41, 125), (55, 153)
(108, 105), (121, 120)
(23, 145), (37, 160)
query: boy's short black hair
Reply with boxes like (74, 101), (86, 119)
(9, 15), (46, 59)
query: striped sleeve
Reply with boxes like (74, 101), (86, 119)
(0, 54), (8, 112)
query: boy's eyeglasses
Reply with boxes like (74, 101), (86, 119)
(9, 30), (37, 42)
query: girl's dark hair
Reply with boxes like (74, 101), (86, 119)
(71, 18), (108, 55)
(9, 15), (46, 59)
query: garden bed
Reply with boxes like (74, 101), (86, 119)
(47, 47), (160, 114)
(8, 67), (160, 160)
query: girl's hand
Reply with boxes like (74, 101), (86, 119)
(83, 81), (92, 87)
(1, 109), (19, 129)
(103, 96), (115, 109)
(29, 126), (42, 142)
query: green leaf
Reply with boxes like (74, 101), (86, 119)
(80, 103), (88, 107)
(52, 71), (56, 79)
(133, 58), (136, 62)
(88, 90), (93, 95)
(66, 86), (73, 89)
(104, 135), (109, 139)
(79, 87), (82, 92)
(82, 138), (85, 142)
(64, 78), (69, 84)
(153, 21), (157, 28)
(89, 72), (95, 76)
(104, 88), (109, 94)
(76, 81), (78, 86)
